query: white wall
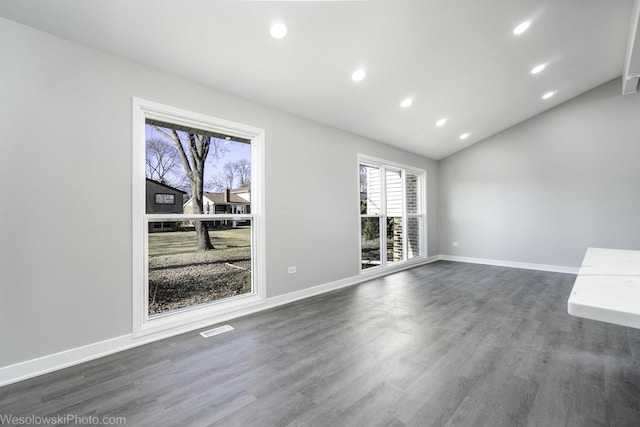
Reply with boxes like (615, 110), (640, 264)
(0, 17), (438, 368)
(438, 78), (640, 268)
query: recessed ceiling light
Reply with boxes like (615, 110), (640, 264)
(270, 23), (287, 39)
(400, 98), (413, 108)
(352, 69), (366, 82)
(542, 91), (556, 100)
(513, 21), (530, 35)
(435, 118), (447, 127)
(531, 63), (546, 74)
(459, 133), (470, 140)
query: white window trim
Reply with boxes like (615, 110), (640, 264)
(357, 154), (427, 274)
(132, 97), (266, 337)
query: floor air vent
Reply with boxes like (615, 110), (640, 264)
(200, 325), (234, 338)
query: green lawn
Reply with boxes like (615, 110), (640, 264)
(148, 226), (251, 268)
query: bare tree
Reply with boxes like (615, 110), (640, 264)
(221, 162), (237, 190)
(154, 126), (226, 251)
(359, 165), (367, 193)
(235, 159), (251, 187)
(145, 138), (181, 184)
(205, 176), (226, 192)
(173, 175), (192, 195)
(207, 159), (251, 191)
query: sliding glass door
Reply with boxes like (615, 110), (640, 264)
(359, 157), (425, 271)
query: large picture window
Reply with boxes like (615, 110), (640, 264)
(359, 156), (426, 271)
(133, 99), (264, 335)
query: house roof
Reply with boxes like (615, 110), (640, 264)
(231, 186), (250, 194)
(145, 178), (187, 194)
(203, 192), (249, 205)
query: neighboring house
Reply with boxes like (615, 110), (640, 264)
(184, 188), (251, 227)
(145, 178), (187, 232)
(231, 186), (251, 212)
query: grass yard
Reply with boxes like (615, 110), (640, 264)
(148, 225), (252, 315)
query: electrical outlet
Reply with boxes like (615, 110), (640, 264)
(288, 266), (297, 274)
(452, 242), (459, 247)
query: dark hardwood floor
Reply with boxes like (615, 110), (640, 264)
(1, 261), (639, 426)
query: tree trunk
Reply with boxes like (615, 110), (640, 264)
(195, 219), (214, 251)
(191, 174), (214, 251)
(153, 126), (215, 251)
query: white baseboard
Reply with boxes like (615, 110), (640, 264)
(438, 254), (579, 274)
(267, 255), (439, 307)
(0, 256), (439, 388)
(4, 254), (573, 387)
(0, 335), (134, 388)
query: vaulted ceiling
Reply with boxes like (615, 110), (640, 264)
(0, 0), (636, 159)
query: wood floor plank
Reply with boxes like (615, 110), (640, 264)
(1, 261), (640, 426)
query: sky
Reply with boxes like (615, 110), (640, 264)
(145, 124), (251, 192)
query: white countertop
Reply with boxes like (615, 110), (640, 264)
(568, 247), (640, 329)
